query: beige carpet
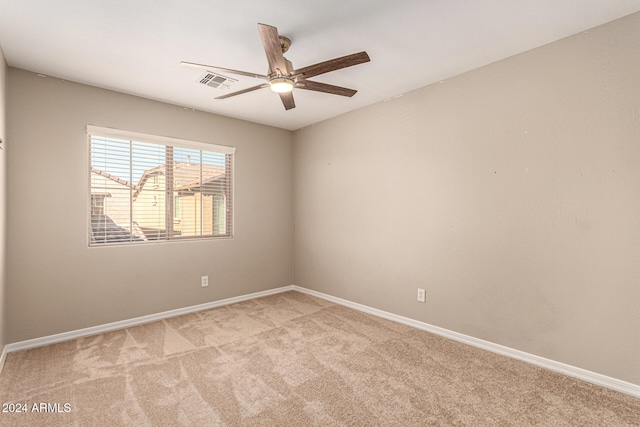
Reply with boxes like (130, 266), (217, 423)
(0, 291), (638, 426)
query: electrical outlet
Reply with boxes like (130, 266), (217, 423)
(201, 276), (209, 287)
(417, 288), (426, 303)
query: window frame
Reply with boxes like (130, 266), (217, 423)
(87, 125), (235, 247)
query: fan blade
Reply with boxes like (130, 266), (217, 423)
(180, 61), (267, 80)
(279, 92), (295, 110)
(296, 80), (357, 97)
(215, 83), (269, 100)
(257, 23), (288, 75)
(292, 52), (370, 79)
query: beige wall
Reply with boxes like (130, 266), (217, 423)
(6, 69), (293, 342)
(293, 13), (640, 384)
(0, 46), (7, 351)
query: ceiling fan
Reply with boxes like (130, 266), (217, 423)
(181, 23), (370, 111)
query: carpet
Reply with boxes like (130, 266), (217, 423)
(0, 291), (638, 426)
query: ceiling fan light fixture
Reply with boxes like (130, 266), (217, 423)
(269, 77), (294, 93)
(182, 24), (370, 110)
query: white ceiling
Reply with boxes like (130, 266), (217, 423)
(1, 1), (640, 131)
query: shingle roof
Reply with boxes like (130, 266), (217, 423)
(133, 162), (226, 199)
(90, 215), (145, 244)
(91, 167), (140, 190)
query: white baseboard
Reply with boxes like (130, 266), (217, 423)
(0, 345), (7, 375)
(3, 284), (638, 398)
(292, 285), (640, 399)
(4, 285), (294, 355)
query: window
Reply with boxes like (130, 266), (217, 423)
(174, 196), (181, 220)
(91, 193), (108, 216)
(88, 126), (234, 246)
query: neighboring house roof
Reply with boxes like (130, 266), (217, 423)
(90, 215), (146, 244)
(91, 167), (140, 190)
(133, 162), (226, 200)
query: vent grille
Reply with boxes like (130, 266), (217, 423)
(198, 72), (237, 90)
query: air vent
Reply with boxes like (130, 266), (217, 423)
(198, 72), (237, 90)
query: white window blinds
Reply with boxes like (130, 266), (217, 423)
(88, 126), (234, 246)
